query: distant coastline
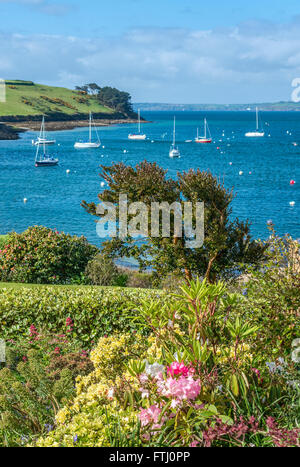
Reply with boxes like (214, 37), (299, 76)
(134, 102), (300, 112)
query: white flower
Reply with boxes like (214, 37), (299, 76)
(291, 349), (300, 364)
(145, 362), (165, 378)
(292, 338), (300, 348)
(107, 389), (114, 398)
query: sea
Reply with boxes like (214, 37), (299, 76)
(0, 111), (299, 250)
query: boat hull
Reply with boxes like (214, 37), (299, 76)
(245, 132), (265, 137)
(74, 142), (101, 148)
(169, 149), (180, 158)
(128, 134), (147, 140)
(35, 159), (58, 167)
(195, 138), (212, 143)
(33, 140), (56, 146)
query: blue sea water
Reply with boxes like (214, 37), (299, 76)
(0, 111), (299, 248)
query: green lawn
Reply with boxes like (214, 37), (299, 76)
(0, 80), (114, 117)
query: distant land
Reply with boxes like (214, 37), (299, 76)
(0, 80), (137, 140)
(134, 102), (300, 111)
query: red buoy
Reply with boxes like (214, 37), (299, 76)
(290, 180), (296, 185)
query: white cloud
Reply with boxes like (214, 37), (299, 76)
(0, 0), (73, 15)
(1, 19), (300, 102)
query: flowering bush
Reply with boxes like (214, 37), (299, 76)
(0, 226), (98, 284)
(34, 279), (299, 447)
(0, 323), (93, 447)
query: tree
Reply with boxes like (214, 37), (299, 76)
(82, 161), (266, 283)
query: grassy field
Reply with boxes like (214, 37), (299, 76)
(0, 80), (114, 118)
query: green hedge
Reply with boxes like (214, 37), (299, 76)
(0, 286), (164, 346)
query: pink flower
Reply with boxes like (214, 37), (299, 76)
(190, 440), (199, 447)
(54, 347), (60, 354)
(29, 324), (38, 337)
(139, 405), (162, 428)
(167, 362), (190, 378)
(157, 375), (201, 401)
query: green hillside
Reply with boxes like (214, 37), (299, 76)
(0, 80), (115, 119)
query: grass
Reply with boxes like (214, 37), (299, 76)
(0, 80), (114, 118)
(0, 281), (155, 292)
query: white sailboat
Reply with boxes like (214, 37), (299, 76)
(32, 116), (56, 145)
(195, 118), (212, 143)
(128, 109), (146, 140)
(245, 107), (265, 137)
(169, 117), (180, 158)
(74, 112), (101, 148)
(35, 117), (58, 167)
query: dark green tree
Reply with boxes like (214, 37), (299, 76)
(82, 161), (266, 283)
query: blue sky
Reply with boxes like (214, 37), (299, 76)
(1, 0), (300, 103)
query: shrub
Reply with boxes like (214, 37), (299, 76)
(0, 327), (93, 446)
(235, 232), (300, 356)
(118, 267), (154, 289)
(34, 280), (300, 447)
(0, 235), (10, 250)
(0, 226), (98, 284)
(0, 285), (164, 346)
(85, 254), (119, 286)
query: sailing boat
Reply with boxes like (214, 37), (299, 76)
(195, 118), (212, 143)
(74, 112), (101, 148)
(169, 117), (180, 158)
(128, 109), (146, 140)
(35, 117), (58, 167)
(245, 107), (265, 137)
(32, 116), (56, 145)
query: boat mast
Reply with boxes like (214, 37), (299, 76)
(138, 109), (141, 134)
(42, 117), (46, 158)
(256, 107), (258, 131)
(204, 118), (207, 139)
(173, 117), (176, 147)
(89, 112), (92, 142)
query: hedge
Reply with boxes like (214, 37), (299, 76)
(0, 286), (165, 346)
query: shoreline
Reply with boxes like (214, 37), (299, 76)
(0, 118), (143, 140)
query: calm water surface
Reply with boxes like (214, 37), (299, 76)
(0, 111), (299, 248)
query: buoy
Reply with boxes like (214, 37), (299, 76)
(249, 171), (252, 175)
(290, 201), (296, 206)
(217, 147), (220, 150)
(239, 171), (243, 176)
(229, 162), (233, 166)
(23, 198), (28, 203)
(100, 182), (105, 187)
(290, 180), (296, 185)
(102, 145), (105, 149)
(66, 169), (70, 174)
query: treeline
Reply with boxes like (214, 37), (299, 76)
(75, 83), (135, 117)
